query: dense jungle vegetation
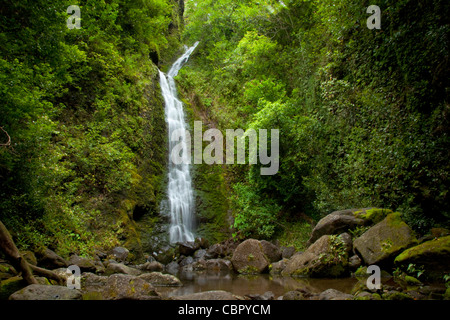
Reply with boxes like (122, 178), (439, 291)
(0, 0), (448, 257)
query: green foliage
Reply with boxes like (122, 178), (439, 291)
(231, 183), (281, 239)
(275, 220), (312, 251)
(182, 0), (450, 241)
(0, 0), (182, 256)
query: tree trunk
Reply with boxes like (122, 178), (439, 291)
(0, 220), (64, 285)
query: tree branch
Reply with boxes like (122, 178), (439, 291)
(0, 126), (11, 147)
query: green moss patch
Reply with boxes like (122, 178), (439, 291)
(355, 208), (393, 225)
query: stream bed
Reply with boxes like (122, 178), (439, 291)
(158, 271), (363, 299)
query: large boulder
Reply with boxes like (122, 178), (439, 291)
(394, 236), (450, 280)
(307, 209), (366, 245)
(36, 248), (68, 269)
(260, 240), (282, 263)
(68, 254), (97, 273)
(178, 242), (200, 256)
(9, 284), (81, 300)
(353, 213), (417, 266)
(282, 234), (351, 277)
(231, 239), (270, 274)
(82, 273), (160, 300)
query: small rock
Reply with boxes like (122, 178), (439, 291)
(194, 249), (207, 260)
(206, 244), (224, 259)
(319, 289), (353, 300)
(153, 246), (176, 264)
(106, 262), (142, 276)
(195, 238), (210, 249)
(246, 291), (275, 300)
(137, 261), (164, 272)
(205, 259), (233, 272)
(179, 256), (194, 267)
(281, 246), (296, 259)
(338, 233), (353, 253)
(349, 255), (362, 271)
(172, 290), (239, 300)
(178, 242), (200, 256)
(165, 261), (180, 275)
(139, 272), (182, 287)
(355, 291), (375, 300)
(269, 259), (287, 275)
(282, 289), (312, 300)
(109, 247), (129, 262)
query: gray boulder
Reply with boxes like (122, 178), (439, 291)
(178, 242), (200, 256)
(9, 284), (81, 300)
(260, 240), (282, 263)
(36, 248), (68, 269)
(231, 239), (270, 274)
(353, 213), (417, 266)
(307, 209), (365, 245)
(82, 273), (160, 300)
(282, 234), (351, 277)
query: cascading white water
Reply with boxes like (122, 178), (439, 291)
(159, 42), (199, 244)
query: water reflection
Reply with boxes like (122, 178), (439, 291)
(157, 271), (361, 298)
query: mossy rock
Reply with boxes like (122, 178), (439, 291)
(444, 287), (450, 300)
(353, 213), (417, 266)
(0, 276), (27, 300)
(283, 235), (350, 278)
(404, 275), (422, 286)
(0, 263), (16, 275)
(231, 239), (270, 274)
(394, 236), (450, 280)
(382, 291), (414, 300)
(82, 291), (104, 300)
(354, 208), (393, 225)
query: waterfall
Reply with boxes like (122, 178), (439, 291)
(159, 42), (199, 244)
